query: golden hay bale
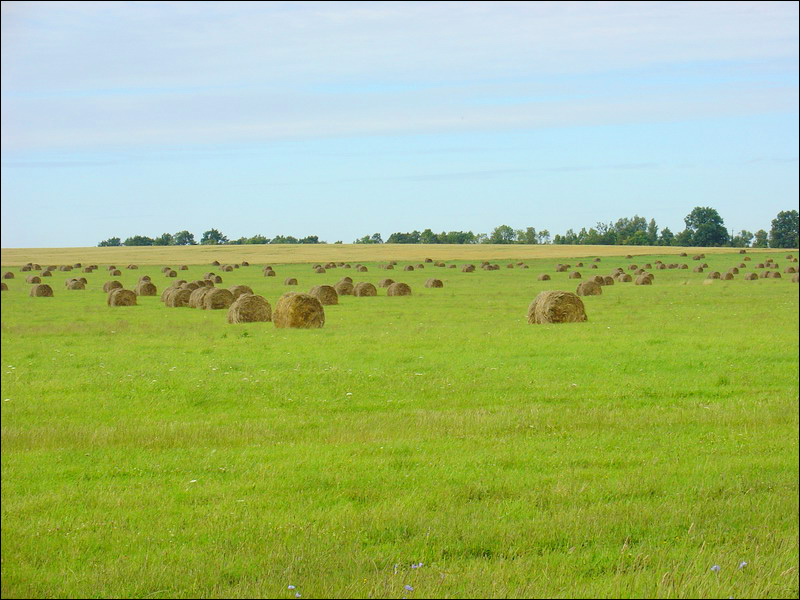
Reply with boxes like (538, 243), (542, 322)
(590, 264), (598, 269)
(618, 273), (632, 282)
(227, 294), (272, 323)
(162, 270), (175, 277)
(603, 276), (615, 285)
(744, 256), (751, 261)
(635, 275), (652, 285)
(59, 266), (72, 272)
(109, 269), (121, 276)
(203, 288), (235, 310)
(692, 255), (703, 260)
(211, 260), (220, 266)
(701, 263), (709, 268)
(343, 263), (353, 269)
(165, 288), (192, 308)
(378, 278), (395, 287)
(334, 280), (355, 295)
(273, 293), (325, 329)
(756, 263), (765, 269)
(404, 265), (415, 271)
(461, 264), (475, 272)
(138, 275), (151, 282)
(309, 284), (338, 305)
(264, 270), (276, 277)
(103, 280), (123, 293)
(759, 271), (769, 279)
(32, 263), (41, 270)
(784, 266), (797, 274)
(314, 267), (326, 274)
(241, 261), (249, 266)
(628, 264), (638, 271)
(722, 273), (734, 280)
(625, 254), (633, 259)
(220, 265), (233, 272)
(161, 266), (171, 273)
(3, 271), (14, 279)
(20, 265), (31, 272)
(107, 289), (136, 305)
(635, 268), (645, 275)
(284, 278), (298, 286)
(679, 264), (688, 269)
(657, 264), (667, 270)
(212, 275), (223, 284)
(325, 262), (336, 269)
(707, 271), (721, 279)
(26, 275), (41, 284)
(435, 261), (446, 267)
(107, 265), (117, 271)
(590, 275), (604, 284)
(424, 258), (433, 263)
(382, 264), (394, 270)
(576, 281), (602, 296)
(135, 281), (157, 296)
(181, 282), (201, 291)
(569, 271), (582, 279)
(680, 252), (688, 257)
(593, 258), (602, 262)
(575, 262), (584, 268)
(356, 266), (368, 272)
(507, 263), (515, 269)
(538, 274), (551, 281)
(693, 267), (704, 273)
(785, 254), (794, 260)
(555, 265), (568, 272)
(67, 280), (85, 290)
(739, 262), (747, 268)
(425, 278), (444, 288)
(188, 287), (212, 308)
(448, 264), (456, 268)
(739, 250), (746, 254)
(228, 285), (254, 300)
(728, 267), (740, 274)
(768, 271), (782, 279)
(415, 263), (425, 269)
(0, 282), (7, 291)
(744, 273), (758, 280)
(83, 267), (94, 273)
(339, 276), (353, 283)
(180, 265), (188, 270)
(792, 274), (799, 283)
(387, 282), (412, 296)
(204, 272), (216, 279)
(30, 284), (54, 297)
(203, 279), (215, 287)
(354, 282), (377, 296)
(527, 291), (587, 324)
(160, 285), (178, 301)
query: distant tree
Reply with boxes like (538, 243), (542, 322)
(683, 207), (729, 246)
(489, 225), (516, 244)
(658, 227), (674, 246)
(98, 237), (121, 247)
(519, 227), (538, 244)
(270, 235), (298, 244)
(173, 230), (196, 245)
(229, 237), (246, 245)
(730, 230), (754, 248)
(647, 219), (659, 245)
(386, 231), (421, 244)
(420, 229), (439, 244)
(753, 229), (769, 248)
(247, 234), (269, 245)
(123, 235), (154, 246)
(624, 230), (650, 246)
(152, 232), (174, 246)
(334, 240), (343, 244)
(769, 210), (799, 248)
(200, 229), (228, 245)
(370, 233), (383, 244)
(299, 235), (320, 244)
(537, 230), (550, 244)
(673, 229), (693, 247)
(353, 235), (373, 244)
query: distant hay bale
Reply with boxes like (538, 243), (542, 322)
(507, 263), (515, 269)
(241, 261), (249, 266)
(161, 267), (171, 273)
(32, 264), (41, 270)
(707, 272), (721, 279)
(325, 262), (336, 269)
(784, 267), (797, 274)
(229, 285), (254, 300)
(625, 254), (633, 259)
(576, 281), (602, 296)
(0, 282), (7, 291)
(448, 264), (456, 268)
(203, 279), (215, 287)
(107, 289), (136, 306)
(165, 288), (192, 307)
(211, 260), (220, 266)
(416, 263), (426, 268)
(722, 273), (734, 280)
(233, 264), (240, 269)
(334, 280), (355, 295)
(628, 264), (638, 271)
(309, 285), (338, 305)
(284, 277), (298, 286)
(424, 258), (433, 263)
(635, 269), (645, 275)
(387, 282), (412, 296)
(212, 275), (223, 284)
(273, 293), (325, 328)
(404, 265), (414, 271)
(744, 256), (751, 261)
(701, 263), (709, 268)
(20, 265), (31, 272)
(590, 275), (604, 285)
(759, 271), (769, 279)
(107, 265), (117, 271)
(785, 254), (794, 260)
(343, 263), (353, 269)
(425, 278), (443, 288)
(569, 271), (582, 279)
(692, 255), (703, 260)
(538, 274), (551, 281)
(382, 264), (393, 270)
(461, 264), (475, 272)
(378, 278), (395, 287)
(25, 275), (41, 284)
(728, 267), (740, 274)
(680, 252), (688, 257)
(227, 294), (272, 323)
(435, 261), (446, 267)
(314, 267), (326, 274)
(593, 258), (601, 262)
(138, 275), (151, 282)
(739, 263), (747, 268)
(83, 267), (93, 273)
(110, 269), (121, 276)
(590, 264), (598, 269)
(555, 265), (568, 272)
(203, 288), (234, 310)
(693, 267), (704, 273)
(59, 266), (72, 272)
(135, 281), (157, 296)
(618, 273), (632, 282)
(575, 262), (584, 267)
(643, 263), (652, 269)
(679, 264), (688, 269)
(67, 280), (85, 290)
(635, 275), (652, 285)
(527, 291), (587, 324)
(768, 271), (782, 279)
(264, 270), (276, 277)
(165, 270), (177, 277)
(739, 249), (747, 254)
(603, 276), (614, 285)
(161, 285), (178, 301)
(180, 265), (188, 270)
(657, 263), (667, 270)
(181, 282), (201, 291)
(204, 272), (216, 279)
(744, 273), (758, 280)
(756, 263), (764, 269)
(356, 265), (368, 272)
(792, 274), (799, 283)
(103, 281), (123, 293)
(354, 282), (377, 296)
(221, 265), (233, 272)
(3, 271), (14, 279)
(340, 276), (353, 283)
(29, 284), (54, 297)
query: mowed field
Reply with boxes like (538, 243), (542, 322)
(1, 246), (798, 599)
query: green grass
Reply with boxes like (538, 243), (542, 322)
(2, 253), (798, 598)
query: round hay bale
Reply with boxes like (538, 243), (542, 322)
(728, 267), (739, 274)
(642, 263), (652, 269)
(309, 285), (338, 305)
(356, 266), (368, 272)
(635, 269), (645, 275)
(693, 267), (704, 273)
(555, 265), (568, 272)
(378, 278), (395, 288)
(20, 265), (32, 272)
(211, 260), (220, 266)
(203, 288), (235, 310)
(603, 276), (614, 286)
(135, 281), (157, 296)
(221, 265), (233, 272)
(625, 254), (633, 259)
(424, 278), (443, 288)
(707, 271), (721, 280)
(227, 294), (272, 323)
(739, 263), (747, 268)
(680, 252), (688, 257)
(3, 271), (14, 279)
(241, 261), (249, 267)
(180, 265), (188, 270)
(424, 258), (433, 263)
(461, 265), (475, 272)
(165, 288), (192, 308)
(213, 275), (223, 284)
(416, 263), (425, 269)
(576, 262), (584, 268)
(334, 280), (355, 296)
(756, 263), (765, 269)
(264, 270), (276, 277)
(138, 275), (152, 282)
(354, 282), (377, 296)
(590, 276), (604, 285)
(343, 263), (353, 269)
(784, 267), (796, 274)
(538, 274), (551, 281)
(59, 266), (72, 272)
(107, 265), (117, 271)
(722, 273), (734, 280)
(164, 269), (176, 277)
(435, 261), (446, 267)
(82, 267), (93, 273)
(229, 285), (254, 300)
(204, 272), (216, 279)
(160, 285), (179, 301)
(161, 266), (171, 273)
(67, 280), (85, 290)
(507, 263), (515, 269)
(107, 289), (136, 305)
(387, 282), (412, 296)
(768, 271), (782, 279)
(339, 276), (353, 283)
(64, 278), (77, 287)
(404, 265), (414, 271)
(679, 264), (688, 269)
(0, 282), (7, 291)
(576, 281), (602, 296)
(314, 267), (326, 274)
(590, 264), (598, 269)
(108, 269), (121, 276)
(32, 264), (41, 270)
(29, 284), (54, 297)
(692, 255), (703, 260)
(188, 287), (212, 308)
(181, 282), (201, 292)
(792, 274), (799, 283)
(103, 280), (123, 293)
(569, 271), (582, 279)
(527, 291), (587, 324)
(26, 275), (41, 284)
(739, 249), (747, 254)
(382, 264), (393, 270)
(203, 279), (215, 287)
(618, 274), (632, 282)
(701, 263), (709, 268)
(284, 277), (298, 286)
(759, 271), (770, 279)
(448, 264), (456, 269)
(593, 258), (601, 262)
(325, 262), (336, 269)
(635, 275), (652, 285)
(744, 256), (751, 261)
(785, 254), (793, 260)
(273, 293), (325, 329)
(744, 272), (758, 280)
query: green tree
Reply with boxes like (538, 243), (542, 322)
(683, 207), (729, 246)
(98, 237), (121, 247)
(152, 233), (174, 246)
(489, 225), (516, 244)
(730, 230), (754, 248)
(673, 229), (693, 246)
(769, 210), (799, 248)
(247, 234), (269, 244)
(370, 233), (383, 244)
(420, 229), (439, 244)
(753, 229), (769, 248)
(537, 230), (550, 244)
(173, 230), (196, 245)
(123, 235), (154, 246)
(200, 229), (228, 245)
(658, 227), (674, 246)
(647, 219), (658, 245)
(624, 231), (650, 246)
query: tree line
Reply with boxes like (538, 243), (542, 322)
(98, 207), (799, 249)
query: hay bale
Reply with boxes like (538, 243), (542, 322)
(227, 294), (272, 323)
(340, 276), (353, 283)
(590, 275), (604, 284)
(107, 289), (136, 306)
(728, 267), (739, 274)
(103, 281), (123, 293)
(555, 265), (568, 272)
(569, 271), (582, 279)
(404, 265), (414, 271)
(29, 284), (54, 297)
(241, 261), (249, 267)
(507, 263), (515, 269)
(538, 274), (551, 281)
(461, 265), (475, 272)
(211, 260), (220, 266)
(692, 255), (703, 260)
(739, 249), (747, 254)
(180, 265), (188, 270)
(314, 267), (326, 274)
(722, 273), (734, 280)
(792, 274), (799, 283)
(576, 281), (602, 296)
(273, 293), (325, 329)
(325, 262), (337, 269)
(25, 275), (41, 284)
(378, 278), (395, 288)
(679, 264), (688, 269)
(759, 271), (770, 279)
(739, 263), (747, 268)
(0, 282), (7, 291)
(3, 272), (14, 279)
(161, 266), (171, 273)
(138, 275), (151, 282)
(743, 273), (758, 280)
(448, 264), (456, 268)
(435, 261), (446, 267)
(635, 275), (653, 285)
(576, 262), (584, 268)
(165, 288), (192, 307)
(334, 280), (354, 296)
(212, 275), (223, 284)
(203, 288), (235, 310)
(20, 265), (31, 272)
(784, 267), (797, 274)
(693, 267), (704, 273)
(135, 281), (157, 296)
(67, 280), (85, 290)
(160, 285), (178, 302)
(424, 278), (443, 288)
(188, 287), (212, 308)
(229, 285), (254, 300)
(109, 269), (121, 276)
(768, 271), (782, 279)
(415, 263), (425, 269)
(707, 272), (721, 280)
(527, 291), (587, 324)
(618, 274), (632, 282)
(680, 252), (688, 257)
(356, 266), (368, 272)
(354, 282), (377, 296)
(82, 267), (93, 273)
(590, 264), (598, 269)
(603, 276), (614, 286)
(756, 263), (765, 269)
(284, 278), (298, 286)
(181, 282), (201, 291)
(625, 254), (633, 259)
(204, 272), (216, 279)
(387, 282), (412, 296)
(203, 279), (215, 287)
(264, 270), (276, 277)
(701, 263), (709, 268)
(744, 256), (751, 261)
(59, 266), (72, 272)
(343, 263), (352, 269)
(163, 270), (175, 277)
(593, 258), (601, 262)
(309, 285), (338, 305)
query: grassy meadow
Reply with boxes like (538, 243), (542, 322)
(1, 246), (798, 598)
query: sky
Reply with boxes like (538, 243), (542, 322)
(1, 1), (798, 248)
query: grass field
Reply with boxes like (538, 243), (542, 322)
(2, 247), (798, 598)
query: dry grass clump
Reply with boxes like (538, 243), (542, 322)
(334, 280), (354, 295)
(227, 294), (272, 323)
(309, 285), (339, 305)
(635, 275), (652, 285)
(29, 284), (54, 297)
(354, 282), (377, 296)
(378, 278), (395, 287)
(527, 291), (587, 324)
(135, 281), (157, 296)
(538, 274), (551, 281)
(229, 285), (254, 299)
(576, 281), (602, 296)
(165, 288), (192, 307)
(284, 277), (298, 286)
(103, 281), (123, 293)
(425, 278), (444, 288)
(387, 282), (412, 296)
(461, 264), (475, 272)
(203, 288), (235, 310)
(3, 272), (14, 279)
(569, 271), (582, 279)
(108, 289), (136, 306)
(273, 292), (325, 329)
(26, 275), (41, 284)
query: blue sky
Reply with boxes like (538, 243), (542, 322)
(1, 1), (798, 247)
